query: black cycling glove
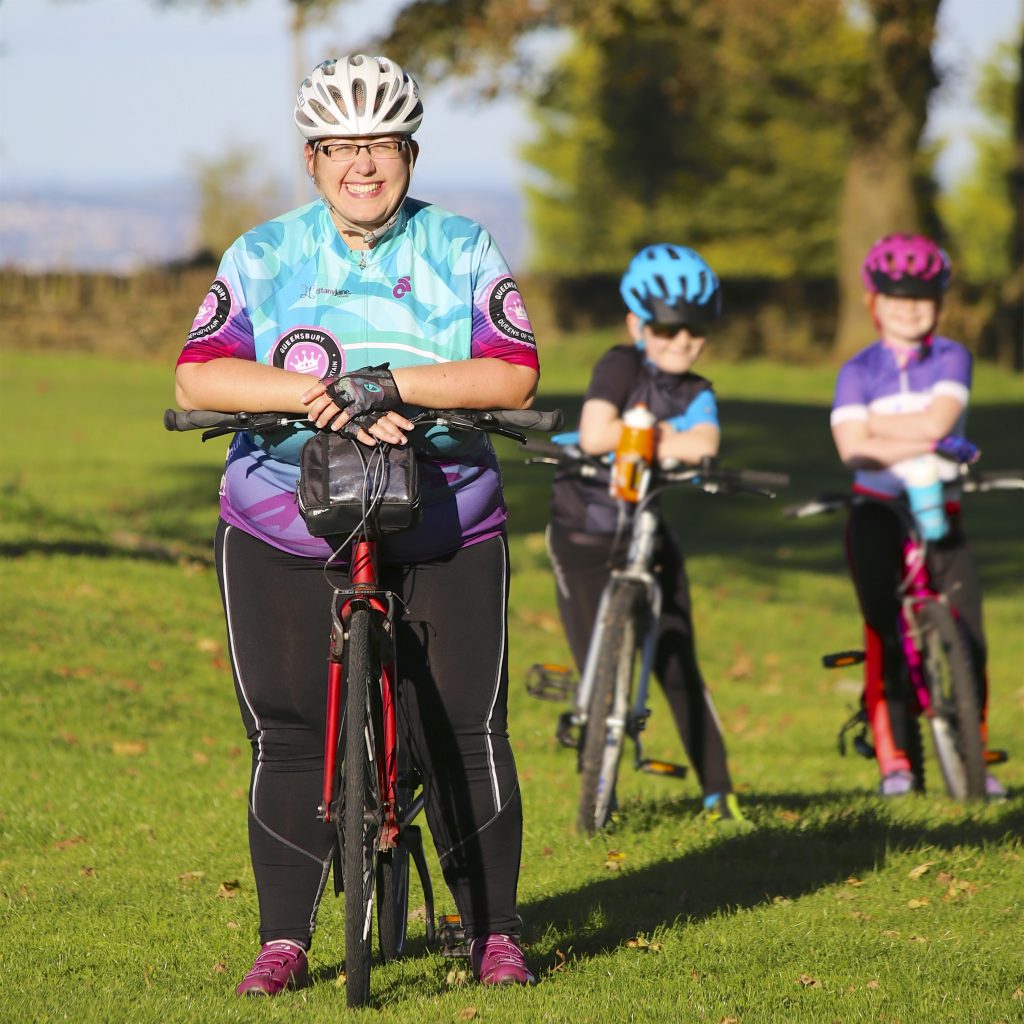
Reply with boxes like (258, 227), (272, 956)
(322, 363), (402, 432)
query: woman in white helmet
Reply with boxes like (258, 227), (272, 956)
(174, 53), (540, 995)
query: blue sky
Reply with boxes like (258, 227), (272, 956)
(0, 0), (1021, 197)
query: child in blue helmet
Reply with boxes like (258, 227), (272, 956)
(546, 243), (745, 822)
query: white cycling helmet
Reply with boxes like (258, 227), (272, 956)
(294, 54), (424, 140)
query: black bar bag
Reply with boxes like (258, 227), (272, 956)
(297, 432), (422, 541)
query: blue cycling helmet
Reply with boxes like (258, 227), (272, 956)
(619, 244), (722, 330)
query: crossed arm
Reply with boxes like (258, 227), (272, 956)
(831, 394), (965, 470)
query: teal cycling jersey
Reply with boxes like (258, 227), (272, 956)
(177, 198), (539, 560)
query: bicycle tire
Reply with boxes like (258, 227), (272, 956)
(577, 582), (644, 835)
(919, 602), (986, 800)
(342, 607), (382, 1007)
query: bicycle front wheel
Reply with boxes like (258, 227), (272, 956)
(342, 607), (383, 1007)
(919, 602), (985, 800)
(577, 582), (644, 835)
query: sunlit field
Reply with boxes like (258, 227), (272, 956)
(2, 350), (1022, 1023)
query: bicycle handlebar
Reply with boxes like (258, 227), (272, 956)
(786, 469), (1024, 520)
(524, 442), (789, 498)
(163, 406), (564, 441)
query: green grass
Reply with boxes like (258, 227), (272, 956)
(2, 350), (1023, 1023)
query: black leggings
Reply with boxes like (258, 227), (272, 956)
(846, 501), (988, 758)
(546, 522), (732, 796)
(215, 521), (523, 947)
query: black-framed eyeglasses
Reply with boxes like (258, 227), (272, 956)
(316, 139), (408, 163)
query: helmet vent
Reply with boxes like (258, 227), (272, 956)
(308, 99), (339, 126)
(373, 83), (388, 116)
(327, 86), (349, 119)
(353, 80), (366, 115)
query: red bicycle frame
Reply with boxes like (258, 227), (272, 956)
(319, 539), (400, 852)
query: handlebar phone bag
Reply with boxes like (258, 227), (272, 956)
(297, 432), (421, 540)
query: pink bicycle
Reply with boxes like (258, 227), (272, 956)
(785, 465), (1021, 800)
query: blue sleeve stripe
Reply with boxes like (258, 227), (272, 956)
(666, 390), (719, 432)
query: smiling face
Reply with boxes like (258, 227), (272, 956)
(869, 293), (940, 347)
(305, 135), (417, 245)
(627, 313), (706, 374)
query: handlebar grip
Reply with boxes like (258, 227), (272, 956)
(163, 409), (242, 431)
(488, 409), (564, 432)
(737, 470), (790, 488)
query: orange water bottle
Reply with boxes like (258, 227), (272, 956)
(611, 403), (656, 502)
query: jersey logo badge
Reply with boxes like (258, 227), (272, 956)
(392, 276), (412, 298)
(487, 276), (535, 346)
(188, 279), (232, 341)
(273, 327), (344, 378)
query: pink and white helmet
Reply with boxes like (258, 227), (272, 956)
(294, 54), (423, 140)
(861, 234), (952, 298)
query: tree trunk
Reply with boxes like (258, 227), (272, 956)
(835, 143), (921, 357)
(1001, 34), (1024, 370)
(833, 0), (941, 360)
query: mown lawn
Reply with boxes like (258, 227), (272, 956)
(1, 350), (1022, 1023)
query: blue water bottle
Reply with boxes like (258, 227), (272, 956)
(904, 455), (948, 541)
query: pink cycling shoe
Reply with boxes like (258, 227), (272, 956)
(470, 934), (536, 986)
(235, 939), (309, 996)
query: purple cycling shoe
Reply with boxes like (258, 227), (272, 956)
(470, 934), (536, 986)
(235, 940), (308, 996)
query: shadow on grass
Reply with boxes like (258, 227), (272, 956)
(518, 793), (1024, 969)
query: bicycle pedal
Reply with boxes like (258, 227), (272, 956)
(823, 650), (865, 669)
(638, 758), (688, 779)
(526, 663), (577, 702)
(436, 914), (470, 958)
(555, 710), (581, 750)
(985, 749), (1009, 765)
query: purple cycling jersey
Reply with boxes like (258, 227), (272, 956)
(831, 335), (971, 496)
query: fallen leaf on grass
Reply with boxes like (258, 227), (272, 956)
(457, 1009), (478, 1021)
(218, 880), (242, 899)
(881, 929), (900, 938)
(772, 896), (792, 906)
(728, 651), (753, 680)
(796, 974), (821, 989)
(548, 949), (569, 974)
(908, 935), (928, 944)
(943, 879), (978, 901)
(178, 870), (205, 884)
(334, 970), (347, 988)
(112, 740), (146, 757)
(625, 934), (662, 952)
(213, 962), (227, 974)
(226, 921), (239, 929)
(446, 967), (469, 987)
(53, 836), (87, 851)
(906, 898), (929, 909)
(1012, 987), (1024, 1000)
(850, 911), (871, 921)
(936, 870), (954, 885)
(720, 1017), (739, 1023)
(604, 849), (626, 871)
(908, 861), (935, 880)
(866, 979), (880, 989)
(80, 866), (96, 877)
(192, 751), (210, 765)
(777, 810), (800, 823)
(844, 876), (864, 887)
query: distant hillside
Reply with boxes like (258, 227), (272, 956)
(0, 181), (528, 274)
